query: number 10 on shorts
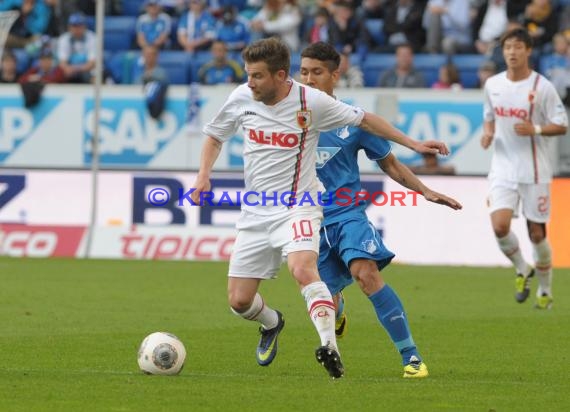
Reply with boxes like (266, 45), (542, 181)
(292, 219), (314, 240)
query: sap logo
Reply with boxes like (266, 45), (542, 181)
(0, 109), (33, 153)
(248, 129), (299, 148)
(0, 98), (61, 161)
(392, 102), (482, 164)
(494, 107), (528, 120)
(316, 147), (341, 169)
(84, 98), (185, 164)
(228, 135), (244, 167)
(85, 108), (178, 155)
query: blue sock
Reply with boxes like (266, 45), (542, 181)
(369, 284), (420, 365)
(336, 293), (345, 320)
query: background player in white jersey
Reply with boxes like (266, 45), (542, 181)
(481, 28), (568, 309)
(300, 42), (462, 378)
(191, 37), (449, 378)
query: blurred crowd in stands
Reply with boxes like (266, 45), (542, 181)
(0, 0), (569, 104)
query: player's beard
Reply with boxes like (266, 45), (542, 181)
(253, 88), (277, 105)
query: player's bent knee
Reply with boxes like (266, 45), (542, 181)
(288, 254), (320, 286)
(289, 265), (319, 287)
(227, 292), (254, 313)
(528, 230), (546, 244)
(350, 260), (383, 294)
(529, 233), (546, 244)
(354, 272), (383, 295)
(527, 222), (546, 244)
(493, 225), (510, 238)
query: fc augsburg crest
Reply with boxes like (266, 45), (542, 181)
(297, 110), (312, 128)
(528, 90), (536, 103)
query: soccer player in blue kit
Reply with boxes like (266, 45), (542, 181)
(300, 42), (463, 378)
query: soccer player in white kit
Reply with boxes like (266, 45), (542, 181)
(191, 37), (449, 378)
(481, 28), (568, 309)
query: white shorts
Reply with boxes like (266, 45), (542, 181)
(228, 206), (323, 279)
(488, 179), (550, 223)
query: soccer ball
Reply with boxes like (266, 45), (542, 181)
(137, 332), (186, 375)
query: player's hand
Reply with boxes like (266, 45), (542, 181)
(190, 174), (211, 206)
(412, 140), (450, 156)
(514, 121), (534, 136)
(423, 189), (463, 210)
(480, 133), (494, 149)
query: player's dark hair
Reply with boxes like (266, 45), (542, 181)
(242, 37), (290, 75)
(300, 42), (340, 72)
(500, 28), (533, 49)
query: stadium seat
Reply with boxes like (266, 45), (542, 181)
(104, 16), (137, 51)
(159, 51), (193, 84)
(362, 53), (396, 87)
(414, 54), (447, 87)
(123, 0), (144, 16)
(348, 53), (363, 67)
(538, 54), (561, 77)
(124, 50), (191, 84)
(106, 51), (136, 84)
(365, 19), (385, 49)
(451, 54), (487, 88)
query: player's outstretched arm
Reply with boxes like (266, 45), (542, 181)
(190, 136), (222, 205)
(421, 188), (463, 210)
(359, 112), (449, 155)
(378, 154), (462, 210)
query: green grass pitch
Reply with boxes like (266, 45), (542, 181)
(0, 258), (568, 411)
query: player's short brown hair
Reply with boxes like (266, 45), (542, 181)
(500, 28), (533, 49)
(242, 37), (290, 75)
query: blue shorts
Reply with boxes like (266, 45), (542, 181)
(318, 217), (395, 295)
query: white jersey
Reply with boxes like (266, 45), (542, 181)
(203, 79), (365, 215)
(483, 71), (568, 183)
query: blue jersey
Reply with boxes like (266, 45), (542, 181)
(316, 125), (391, 224)
(136, 13), (172, 45)
(215, 19), (250, 51)
(178, 10), (216, 42)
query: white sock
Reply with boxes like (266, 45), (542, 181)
(533, 239), (553, 297)
(301, 281), (337, 351)
(231, 293), (279, 330)
(497, 232), (531, 275)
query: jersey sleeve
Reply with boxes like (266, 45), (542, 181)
(312, 88), (365, 131)
(202, 87), (242, 143)
(359, 130), (392, 160)
(540, 79), (569, 128)
(483, 79), (494, 122)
